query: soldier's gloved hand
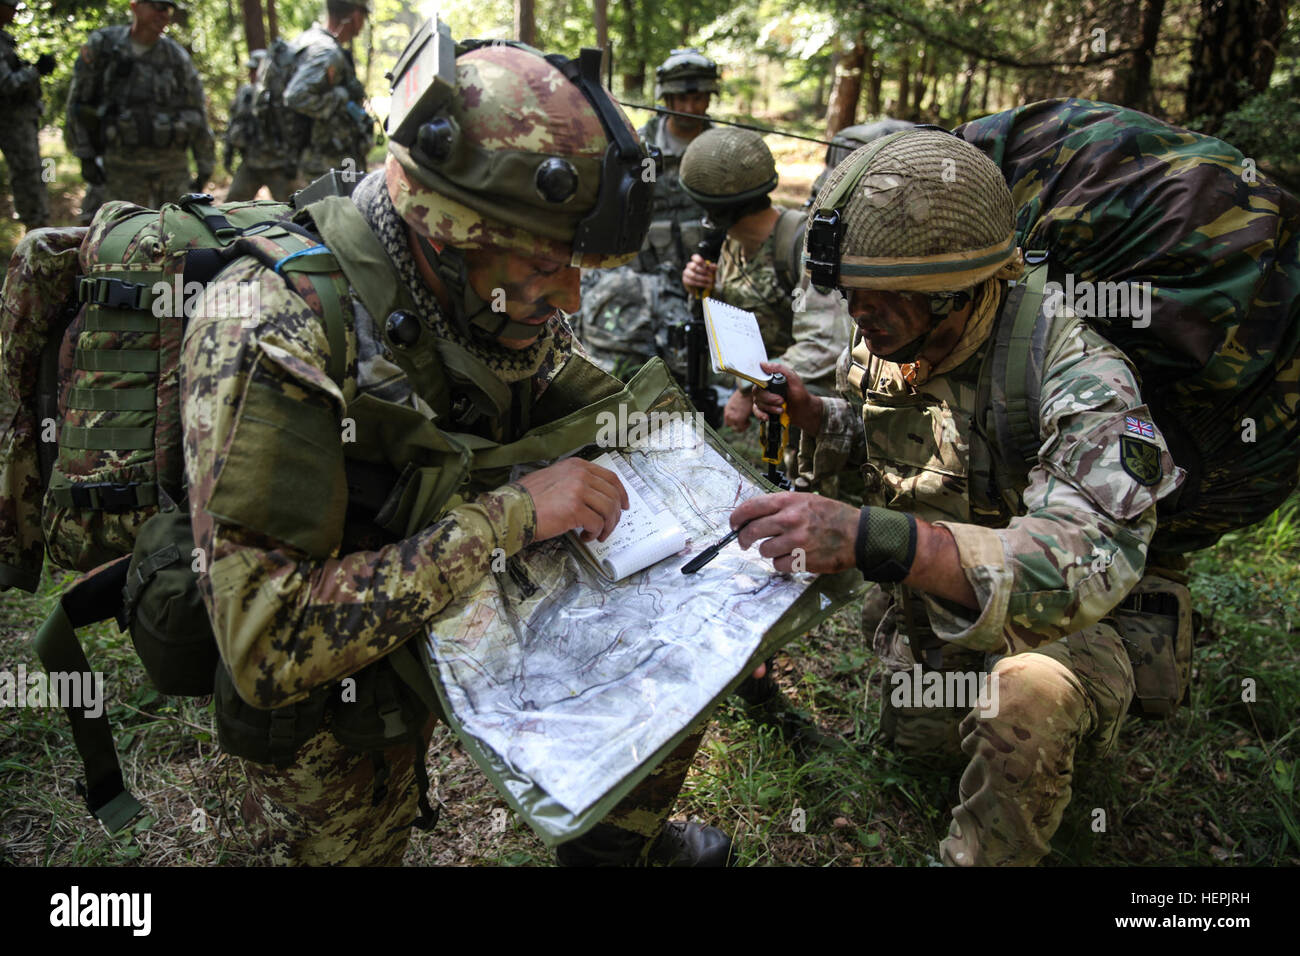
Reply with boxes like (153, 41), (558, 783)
(514, 458), (629, 544)
(35, 54), (56, 77)
(80, 157), (106, 186)
(752, 361), (821, 435)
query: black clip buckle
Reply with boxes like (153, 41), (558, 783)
(805, 208), (842, 293)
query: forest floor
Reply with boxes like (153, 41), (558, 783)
(2, 132), (1298, 868)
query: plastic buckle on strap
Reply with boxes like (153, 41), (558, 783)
(178, 192), (215, 207)
(69, 481), (143, 513)
(81, 276), (148, 311)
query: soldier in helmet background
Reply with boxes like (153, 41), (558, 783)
(64, 0), (215, 209)
(284, 0), (374, 185)
(225, 49), (298, 202)
(0, 0), (53, 229)
(678, 126), (850, 494)
(576, 48), (721, 382)
(737, 128), (1184, 865)
(181, 27), (733, 866)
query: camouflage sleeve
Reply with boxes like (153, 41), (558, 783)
(284, 45), (350, 120)
(924, 322), (1184, 654)
(772, 279), (852, 392)
(0, 50), (38, 100)
(182, 262), (537, 709)
(797, 344), (867, 480)
(64, 35), (104, 158)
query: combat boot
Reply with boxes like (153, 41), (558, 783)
(647, 821), (734, 866)
(555, 820), (733, 866)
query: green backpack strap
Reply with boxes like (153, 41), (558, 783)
(980, 254), (1052, 499)
(771, 207), (807, 294)
(32, 558), (144, 833)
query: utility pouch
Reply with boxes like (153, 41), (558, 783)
(1111, 575), (1193, 718)
(214, 664), (332, 768)
(121, 505), (219, 696)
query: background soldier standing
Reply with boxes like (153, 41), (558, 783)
(742, 128), (1185, 865)
(0, 0), (51, 229)
(225, 49), (297, 202)
(577, 48), (720, 381)
(285, 0), (371, 184)
(65, 0), (215, 209)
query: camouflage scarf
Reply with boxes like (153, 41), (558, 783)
(352, 170), (555, 384)
(899, 276), (1002, 387)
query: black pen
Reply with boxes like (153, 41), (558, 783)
(681, 521), (749, 574)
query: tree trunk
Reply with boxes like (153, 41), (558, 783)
(957, 54), (977, 121)
(241, 0), (266, 52)
(1120, 0), (1165, 109)
(868, 58), (883, 117)
(856, 46), (874, 119)
(980, 60), (991, 113)
(1186, 0), (1287, 131)
(897, 53), (910, 116)
(825, 30), (866, 137)
(912, 46), (929, 117)
(619, 0), (644, 99)
(594, 0), (609, 62)
(515, 0), (536, 46)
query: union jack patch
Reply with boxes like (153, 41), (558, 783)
(1125, 416), (1155, 439)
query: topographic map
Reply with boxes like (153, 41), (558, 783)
(425, 417), (817, 815)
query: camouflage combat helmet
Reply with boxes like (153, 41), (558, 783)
(679, 127), (777, 207)
(806, 127), (1024, 295)
(386, 21), (655, 339)
(655, 48), (720, 99)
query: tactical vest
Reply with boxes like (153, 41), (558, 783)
(0, 30), (40, 114)
(85, 27), (200, 152)
(636, 115), (708, 274)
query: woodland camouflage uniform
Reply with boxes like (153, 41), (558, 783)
(65, 24), (214, 208)
(803, 127), (1186, 865)
(225, 55), (297, 202)
(285, 23), (369, 183)
(0, 17), (49, 228)
(182, 43), (719, 865)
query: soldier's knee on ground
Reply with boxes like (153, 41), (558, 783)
(941, 651), (1092, 866)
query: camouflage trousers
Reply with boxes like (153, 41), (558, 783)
(227, 161), (298, 203)
(0, 114), (49, 228)
(872, 595), (1135, 866)
(238, 710), (706, 866)
(103, 149), (192, 209)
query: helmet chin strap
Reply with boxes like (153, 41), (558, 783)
(415, 234), (546, 341)
(877, 289), (973, 364)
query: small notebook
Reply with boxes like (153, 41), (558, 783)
(573, 451), (688, 582)
(703, 297), (771, 388)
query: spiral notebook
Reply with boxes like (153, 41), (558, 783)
(702, 297), (772, 388)
(573, 450), (688, 582)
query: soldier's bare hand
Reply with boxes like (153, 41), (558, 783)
(723, 388), (753, 432)
(753, 362), (822, 435)
(730, 492), (858, 574)
(682, 254), (718, 293)
(516, 458), (630, 544)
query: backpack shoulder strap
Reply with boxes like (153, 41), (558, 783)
(978, 254), (1053, 499)
(771, 206), (807, 294)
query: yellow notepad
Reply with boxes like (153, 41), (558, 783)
(702, 297), (772, 388)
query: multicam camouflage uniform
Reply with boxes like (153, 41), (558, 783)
(803, 128), (1186, 865)
(181, 40), (713, 865)
(225, 77), (297, 202)
(284, 24), (369, 183)
(65, 25), (214, 208)
(0, 26), (49, 227)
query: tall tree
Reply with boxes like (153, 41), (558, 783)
(265, 0), (278, 43)
(241, 0), (266, 53)
(825, 30), (867, 135)
(594, 0), (609, 63)
(1119, 0), (1166, 110)
(1186, 0), (1289, 131)
(516, 0), (536, 45)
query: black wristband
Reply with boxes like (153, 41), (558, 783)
(855, 506), (918, 583)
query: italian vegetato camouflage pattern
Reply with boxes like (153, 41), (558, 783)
(0, 28), (49, 227)
(284, 25), (368, 181)
(0, 226), (86, 591)
(65, 26), (215, 206)
(957, 98), (1300, 554)
(387, 46), (640, 270)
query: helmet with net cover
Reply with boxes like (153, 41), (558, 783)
(680, 127), (777, 207)
(654, 48), (720, 99)
(804, 127), (1024, 296)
